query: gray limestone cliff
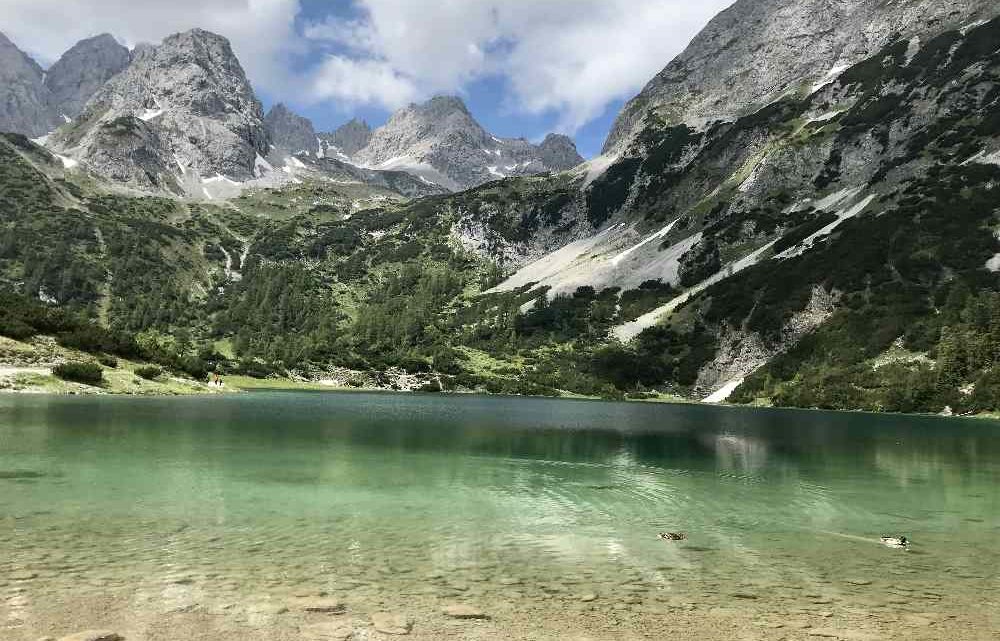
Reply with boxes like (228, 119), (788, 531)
(49, 28), (269, 192)
(538, 133), (584, 171)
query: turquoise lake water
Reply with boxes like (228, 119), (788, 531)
(1, 392), (998, 639)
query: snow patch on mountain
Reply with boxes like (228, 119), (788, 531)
(613, 240), (777, 342)
(610, 219), (680, 266)
(810, 64), (850, 93)
(776, 193), (876, 259)
(703, 378), (744, 403)
(577, 153), (619, 187)
(138, 108), (164, 122)
(55, 154), (78, 169)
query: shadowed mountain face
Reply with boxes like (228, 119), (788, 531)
(538, 134), (585, 171)
(320, 118), (373, 158)
(0, 32), (59, 137)
(45, 33), (131, 121)
(265, 103), (317, 157)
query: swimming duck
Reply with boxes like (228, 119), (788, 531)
(658, 532), (687, 541)
(880, 535), (909, 549)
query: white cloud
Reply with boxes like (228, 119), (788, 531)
(0, 0), (734, 134)
(304, 0), (735, 131)
(502, 2), (735, 132)
(0, 0), (301, 96)
(308, 56), (419, 108)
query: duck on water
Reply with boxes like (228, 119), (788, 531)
(658, 532), (687, 541)
(880, 535), (909, 549)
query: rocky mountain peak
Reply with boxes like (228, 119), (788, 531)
(538, 133), (584, 170)
(130, 42), (156, 59)
(145, 28), (261, 118)
(265, 103), (317, 156)
(0, 31), (59, 137)
(319, 118), (372, 157)
(373, 95), (484, 148)
(421, 95), (472, 117)
(49, 27), (269, 192)
(45, 33), (131, 120)
(0, 31), (39, 73)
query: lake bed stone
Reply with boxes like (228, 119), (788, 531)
(300, 621), (354, 640)
(371, 612), (412, 635)
(294, 597), (346, 613)
(442, 604), (488, 619)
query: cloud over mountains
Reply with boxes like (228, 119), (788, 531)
(1, 0), (732, 134)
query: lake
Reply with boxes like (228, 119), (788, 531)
(1, 392), (998, 640)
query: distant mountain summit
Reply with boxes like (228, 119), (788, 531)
(1, 28), (580, 195)
(49, 28), (269, 193)
(45, 34), (131, 121)
(268, 97), (583, 191)
(538, 133), (585, 171)
(354, 95), (583, 190)
(319, 118), (372, 158)
(265, 102), (317, 156)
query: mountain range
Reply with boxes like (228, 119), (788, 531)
(1, 0), (1000, 415)
(0, 29), (581, 197)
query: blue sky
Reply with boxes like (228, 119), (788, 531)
(4, 0), (734, 159)
(277, 0), (632, 157)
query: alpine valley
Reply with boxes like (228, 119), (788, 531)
(2, 0), (1000, 415)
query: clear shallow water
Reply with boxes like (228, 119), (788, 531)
(1, 392), (999, 639)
